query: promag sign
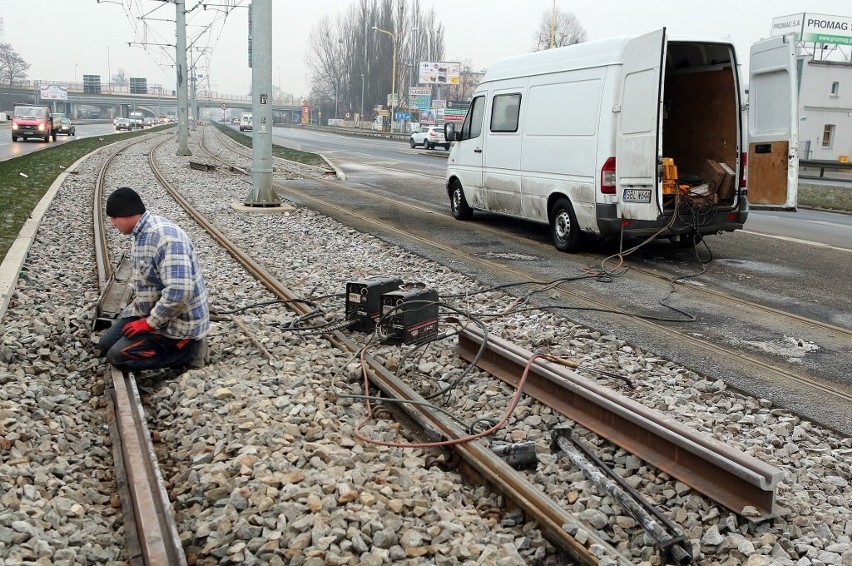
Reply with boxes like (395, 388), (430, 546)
(771, 12), (852, 46)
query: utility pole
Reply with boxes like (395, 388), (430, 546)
(175, 0), (190, 155)
(243, 0), (280, 206)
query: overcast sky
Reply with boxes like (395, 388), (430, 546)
(2, 1), (850, 99)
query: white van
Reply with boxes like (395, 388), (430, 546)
(444, 28), (798, 252)
(239, 112), (253, 132)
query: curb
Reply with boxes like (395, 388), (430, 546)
(318, 153), (345, 181)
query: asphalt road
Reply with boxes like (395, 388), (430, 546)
(0, 122), (122, 160)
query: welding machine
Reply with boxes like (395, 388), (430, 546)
(345, 276), (404, 332)
(380, 287), (439, 344)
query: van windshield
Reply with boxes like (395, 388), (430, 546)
(14, 107), (46, 119)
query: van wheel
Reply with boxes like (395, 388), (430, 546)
(550, 197), (581, 252)
(450, 181), (473, 220)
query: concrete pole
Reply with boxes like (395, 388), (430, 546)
(190, 49), (197, 132)
(244, 0), (280, 206)
(175, 0), (190, 155)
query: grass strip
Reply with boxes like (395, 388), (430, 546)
(212, 122), (330, 169)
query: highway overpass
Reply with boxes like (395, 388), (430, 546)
(1, 83), (305, 123)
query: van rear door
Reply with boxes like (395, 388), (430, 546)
(747, 34), (798, 210)
(615, 28), (667, 221)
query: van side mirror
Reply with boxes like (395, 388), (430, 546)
(444, 122), (457, 141)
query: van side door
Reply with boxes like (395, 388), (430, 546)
(747, 34), (798, 210)
(615, 28), (667, 221)
(450, 94), (487, 209)
(483, 91), (523, 216)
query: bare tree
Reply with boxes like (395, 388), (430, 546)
(306, 15), (347, 121)
(0, 43), (31, 89)
(532, 8), (587, 51)
(111, 69), (129, 87)
(445, 60), (484, 102)
(305, 0), (445, 124)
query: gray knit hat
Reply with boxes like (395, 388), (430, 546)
(106, 187), (146, 217)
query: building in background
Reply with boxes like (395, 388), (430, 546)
(773, 13), (852, 161)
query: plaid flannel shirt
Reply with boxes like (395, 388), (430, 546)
(125, 211), (210, 339)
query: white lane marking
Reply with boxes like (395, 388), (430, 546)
(740, 230), (852, 253)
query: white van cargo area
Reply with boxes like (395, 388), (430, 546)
(445, 28), (798, 252)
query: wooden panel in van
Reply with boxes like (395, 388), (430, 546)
(747, 141), (788, 204)
(663, 69), (737, 178)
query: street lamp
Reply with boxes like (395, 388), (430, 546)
(74, 64), (78, 85)
(276, 66), (281, 101)
(360, 73), (365, 126)
(372, 25), (396, 133)
(106, 46), (111, 93)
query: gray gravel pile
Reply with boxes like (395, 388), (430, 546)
(0, 128), (849, 565)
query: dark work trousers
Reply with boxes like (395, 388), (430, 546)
(99, 316), (194, 371)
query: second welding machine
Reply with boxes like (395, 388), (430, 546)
(345, 276), (404, 332)
(380, 287), (439, 344)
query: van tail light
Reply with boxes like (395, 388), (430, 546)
(601, 157), (616, 194)
(739, 151), (747, 188)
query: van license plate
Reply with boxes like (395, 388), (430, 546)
(622, 189), (652, 203)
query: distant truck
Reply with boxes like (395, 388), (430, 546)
(239, 112), (252, 132)
(11, 105), (57, 142)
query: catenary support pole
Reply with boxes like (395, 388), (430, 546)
(175, 0), (190, 156)
(244, 0), (280, 206)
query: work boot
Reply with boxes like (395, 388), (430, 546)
(188, 338), (208, 369)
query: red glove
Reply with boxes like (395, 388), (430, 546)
(123, 318), (153, 338)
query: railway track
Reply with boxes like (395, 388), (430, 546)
(93, 135), (187, 565)
(76, 127), (842, 564)
(189, 128), (791, 544)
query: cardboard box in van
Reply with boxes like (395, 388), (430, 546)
(700, 159), (736, 201)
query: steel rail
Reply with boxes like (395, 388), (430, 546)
(108, 366), (187, 566)
(153, 134), (632, 565)
(94, 136), (187, 565)
(456, 325), (784, 521)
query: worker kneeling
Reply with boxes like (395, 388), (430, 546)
(98, 187), (210, 371)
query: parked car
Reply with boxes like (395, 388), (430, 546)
(114, 118), (133, 131)
(57, 117), (75, 136)
(409, 125), (449, 150)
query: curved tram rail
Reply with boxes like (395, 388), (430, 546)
(93, 136), (187, 566)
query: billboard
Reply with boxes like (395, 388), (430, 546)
(409, 86), (431, 110)
(39, 84), (68, 101)
(772, 13), (852, 45)
(418, 62), (460, 85)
